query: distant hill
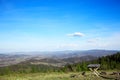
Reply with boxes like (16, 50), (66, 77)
(0, 50), (119, 67)
(62, 55), (97, 64)
(51, 50), (118, 58)
(0, 54), (31, 67)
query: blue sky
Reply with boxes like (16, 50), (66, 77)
(0, 0), (120, 52)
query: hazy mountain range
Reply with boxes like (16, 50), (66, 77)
(0, 50), (119, 67)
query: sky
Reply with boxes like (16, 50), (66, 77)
(0, 0), (120, 52)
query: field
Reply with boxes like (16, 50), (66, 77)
(0, 71), (120, 80)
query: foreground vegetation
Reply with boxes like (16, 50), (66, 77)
(0, 71), (120, 80)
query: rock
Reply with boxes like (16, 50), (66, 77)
(70, 74), (77, 78)
(82, 72), (86, 76)
(100, 72), (107, 75)
(110, 72), (120, 75)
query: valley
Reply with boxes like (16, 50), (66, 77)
(0, 50), (118, 67)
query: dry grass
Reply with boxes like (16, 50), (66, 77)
(0, 71), (119, 80)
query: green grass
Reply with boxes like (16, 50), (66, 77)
(0, 71), (119, 80)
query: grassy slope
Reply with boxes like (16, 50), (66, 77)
(0, 71), (119, 80)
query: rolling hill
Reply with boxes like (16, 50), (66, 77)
(0, 50), (119, 67)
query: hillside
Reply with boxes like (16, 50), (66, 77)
(62, 55), (97, 64)
(0, 50), (118, 67)
(62, 52), (120, 72)
(0, 54), (31, 67)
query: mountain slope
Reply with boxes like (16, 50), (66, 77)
(0, 50), (119, 67)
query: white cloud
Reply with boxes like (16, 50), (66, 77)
(87, 38), (101, 43)
(67, 32), (85, 37)
(58, 43), (80, 50)
(85, 33), (120, 50)
(59, 44), (79, 48)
